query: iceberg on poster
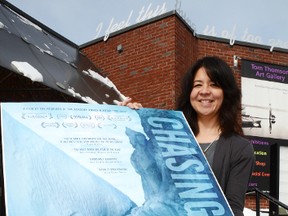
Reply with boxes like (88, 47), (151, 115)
(1, 102), (233, 216)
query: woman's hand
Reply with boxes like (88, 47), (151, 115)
(116, 97), (143, 109)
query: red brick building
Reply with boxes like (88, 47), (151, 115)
(81, 11), (288, 111)
(80, 11), (288, 211)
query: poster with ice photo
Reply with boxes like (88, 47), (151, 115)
(1, 102), (233, 216)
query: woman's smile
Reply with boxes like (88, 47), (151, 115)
(190, 67), (223, 118)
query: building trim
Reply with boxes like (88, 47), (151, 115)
(80, 10), (288, 54)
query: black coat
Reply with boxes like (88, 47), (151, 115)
(212, 134), (255, 216)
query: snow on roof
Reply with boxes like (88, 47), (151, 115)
(0, 21), (4, 28)
(11, 61), (43, 82)
(82, 69), (126, 101)
(0, 1), (124, 104)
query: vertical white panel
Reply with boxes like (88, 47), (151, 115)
(279, 146), (288, 204)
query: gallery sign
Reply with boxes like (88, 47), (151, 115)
(241, 60), (288, 84)
(241, 59), (288, 192)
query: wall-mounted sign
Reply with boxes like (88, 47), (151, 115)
(241, 59), (288, 193)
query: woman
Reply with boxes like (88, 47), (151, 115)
(120, 56), (255, 216)
(177, 56), (255, 216)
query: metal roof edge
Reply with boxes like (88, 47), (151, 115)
(195, 34), (288, 54)
(80, 9), (288, 54)
(80, 10), (177, 49)
(1, 0), (79, 49)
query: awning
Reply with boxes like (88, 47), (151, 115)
(0, 1), (125, 104)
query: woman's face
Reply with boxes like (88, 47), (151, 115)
(190, 67), (224, 119)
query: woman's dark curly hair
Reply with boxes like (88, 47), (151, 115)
(177, 56), (243, 136)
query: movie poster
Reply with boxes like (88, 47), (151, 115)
(1, 102), (233, 216)
(241, 59), (288, 192)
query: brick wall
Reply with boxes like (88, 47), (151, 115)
(81, 13), (288, 110)
(81, 12), (288, 210)
(82, 14), (196, 110)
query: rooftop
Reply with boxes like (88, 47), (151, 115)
(0, 0), (124, 104)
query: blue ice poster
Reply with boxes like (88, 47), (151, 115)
(1, 102), (233, 216)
